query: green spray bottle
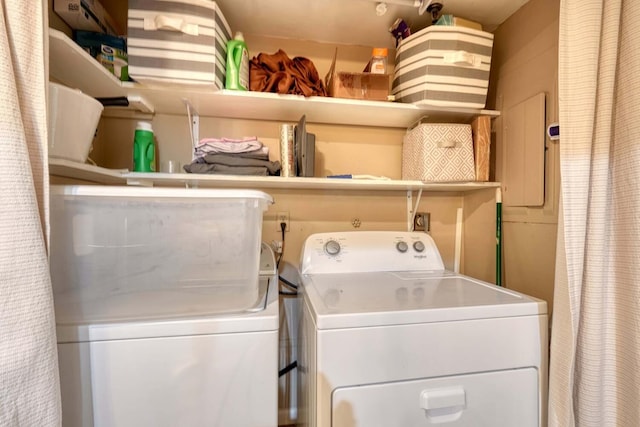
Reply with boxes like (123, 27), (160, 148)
(225, 32), (249, 91)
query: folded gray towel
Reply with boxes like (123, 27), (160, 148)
(185, 153), (281, 175)
(199, 151), (270, 161)
(184, 163), (269, 176)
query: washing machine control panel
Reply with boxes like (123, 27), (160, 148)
(395, 241), (409, 253)
(300, 231), (445, 274)
(323, 239), (342, 256)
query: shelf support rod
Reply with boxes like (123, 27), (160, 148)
(453, 207), (463, 273)
(407, 188), (422, 231)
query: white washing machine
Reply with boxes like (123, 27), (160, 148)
(55, 244), (279, 427)
(298, 231), (548, 427)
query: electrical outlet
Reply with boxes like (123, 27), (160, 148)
(276, 211), (290, 232)
(413, 212), (430, 232)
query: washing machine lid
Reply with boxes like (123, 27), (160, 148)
(56, 276), (278, 343)
(302, 271), (547, 330)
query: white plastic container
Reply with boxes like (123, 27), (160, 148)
(49, 186), (273, 324)
(48, 82), (104, 163)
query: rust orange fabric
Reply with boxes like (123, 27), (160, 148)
(249, 49), (327, 97)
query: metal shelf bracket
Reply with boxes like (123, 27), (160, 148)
(183, 99), (199, 161)
(406, 188), (423, 231)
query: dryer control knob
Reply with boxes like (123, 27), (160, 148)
(396, 241), (409, 253)
(324, 240), (341, 256)
(413, 241), (426, 252)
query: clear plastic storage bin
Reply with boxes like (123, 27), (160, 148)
(50, 186), (272, 323)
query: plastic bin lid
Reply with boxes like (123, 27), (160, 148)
(51, 185), (273, 204)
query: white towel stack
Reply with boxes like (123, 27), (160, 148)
(194, 136), (268, 158)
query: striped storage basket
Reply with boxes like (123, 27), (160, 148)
(392, 26), (494, 109)
(127, 0), (232, 88)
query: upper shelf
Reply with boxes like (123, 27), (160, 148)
(49, 159), (501, 193)
(48, 28), (499, 128)
(214, 0), (529, 49)
(49, 28), (127, 99)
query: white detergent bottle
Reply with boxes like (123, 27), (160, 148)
(226, 32), (250, 90)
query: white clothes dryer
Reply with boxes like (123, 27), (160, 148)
(298, 231), (548, 427)
(55, 244), (279, 427)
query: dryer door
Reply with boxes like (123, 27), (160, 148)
(332, 368), (539, 427)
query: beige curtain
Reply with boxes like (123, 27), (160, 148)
(550, 0), (640, 425)
(0, 0), (61, 425)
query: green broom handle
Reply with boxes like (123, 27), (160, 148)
(496, 188), (502, 287)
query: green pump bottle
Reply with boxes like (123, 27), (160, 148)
(225, 32), (249, 91)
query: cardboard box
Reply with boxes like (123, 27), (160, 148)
(97, 45), (128, 81)
(325, 49), (391, 101)
(471, 116), (491, 181)
(73, 31), (128, 81)
(73, 30), (126, 55)
(54, 0), (121, 36)
(435, 14), (483, 31)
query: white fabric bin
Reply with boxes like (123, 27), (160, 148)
(402, 123), (476, 182)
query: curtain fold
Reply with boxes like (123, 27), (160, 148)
(550, 0), (640, 425)
(0, 0), (61, 425)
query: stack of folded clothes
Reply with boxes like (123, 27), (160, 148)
(183, 136), (281, 176)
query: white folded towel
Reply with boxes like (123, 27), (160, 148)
(196, 137), (263, 154)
